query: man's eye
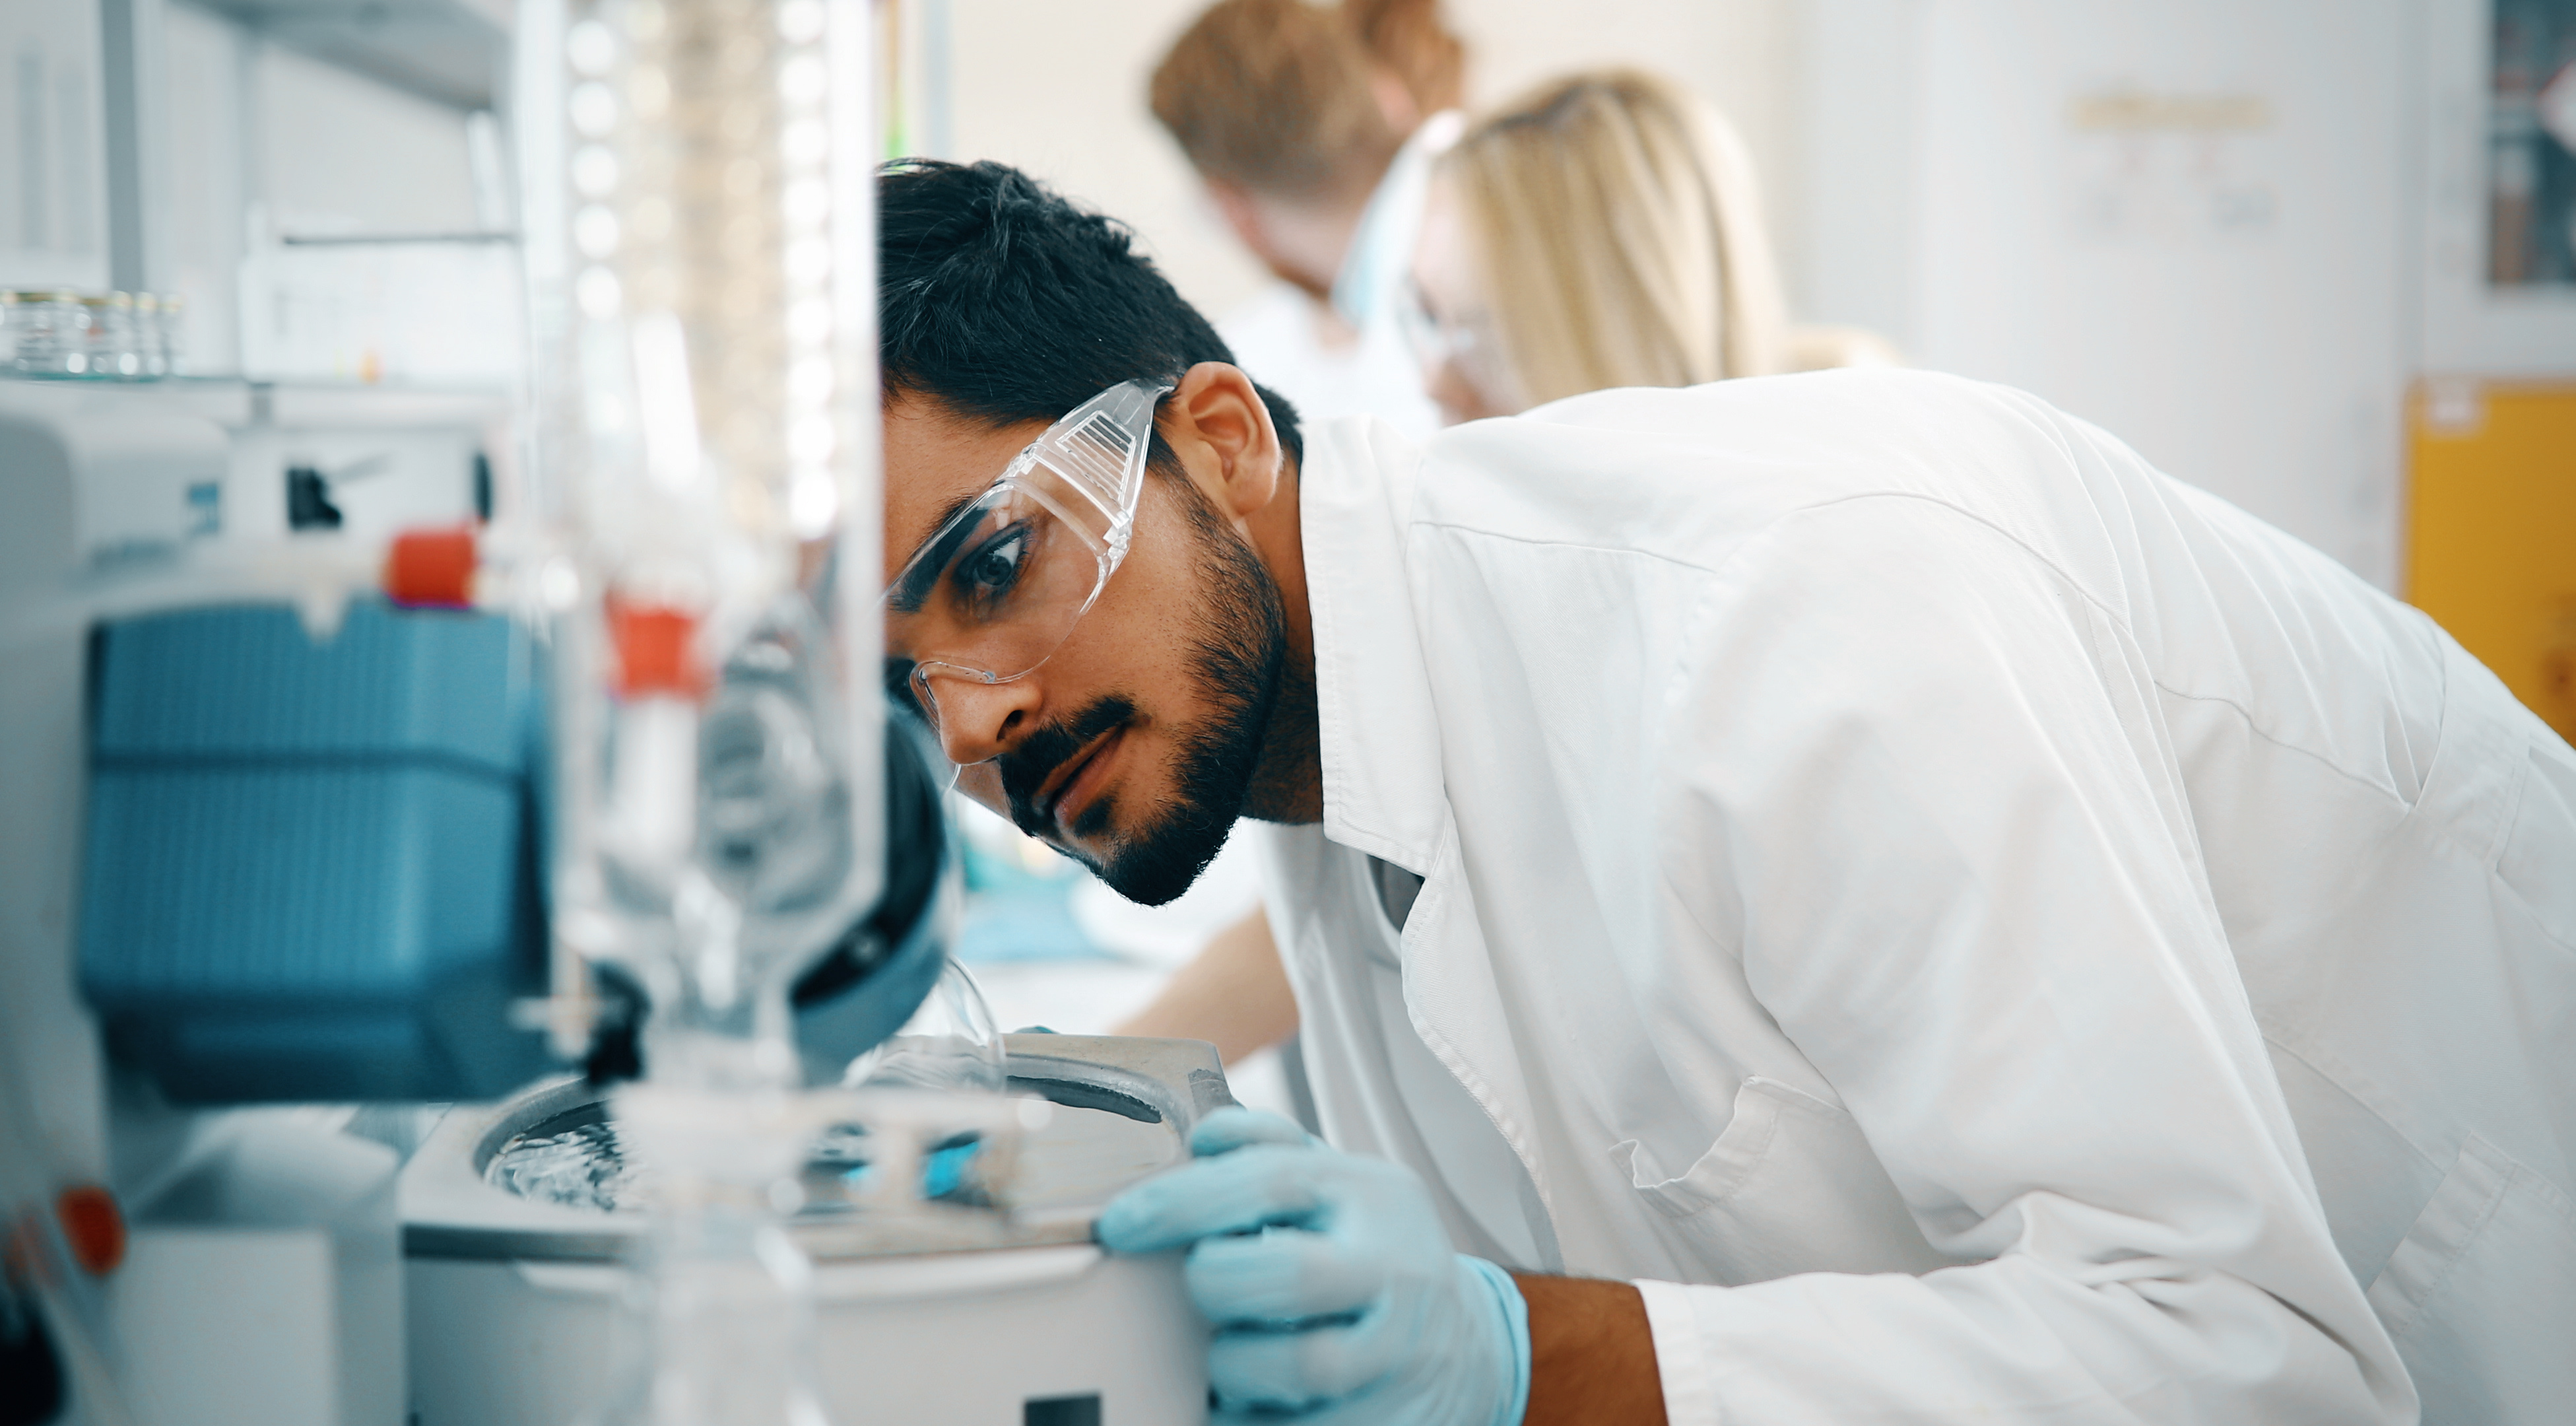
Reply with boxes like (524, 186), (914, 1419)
(953, 526), (1029, 612)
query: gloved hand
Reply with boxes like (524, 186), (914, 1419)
(1096, 1108), (1530, 1425)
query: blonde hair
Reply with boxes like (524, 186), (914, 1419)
(1441, 70), (1791, 404)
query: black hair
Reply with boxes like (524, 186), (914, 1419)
(877, 159), (1304, 471)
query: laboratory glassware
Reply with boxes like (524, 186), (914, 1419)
(6, 291), (86, 376)
(523, 0), (897, 1421)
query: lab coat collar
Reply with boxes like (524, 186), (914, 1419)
(1292, 416), (1450, 879)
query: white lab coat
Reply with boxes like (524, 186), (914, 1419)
(1249, 370), (2575, 1425)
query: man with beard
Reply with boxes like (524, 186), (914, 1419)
(875, 159), (2574, 1426)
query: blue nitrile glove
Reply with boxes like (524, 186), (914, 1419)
(1096, 1107), (1531, 1425)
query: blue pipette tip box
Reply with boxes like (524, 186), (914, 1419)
(77, 599), (552, 1103)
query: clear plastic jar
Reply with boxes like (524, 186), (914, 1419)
(5, 290), (88, 375)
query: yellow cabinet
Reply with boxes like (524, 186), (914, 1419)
(2406, 381), (2576, 744)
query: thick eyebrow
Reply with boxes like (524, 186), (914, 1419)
(886, 491), (986, 614)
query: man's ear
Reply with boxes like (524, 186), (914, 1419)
(1168, 361), (1282, 522)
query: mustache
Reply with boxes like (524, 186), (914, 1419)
(998, 695), (1139, 836)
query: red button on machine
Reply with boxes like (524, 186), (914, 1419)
(386, 526), (479, 609)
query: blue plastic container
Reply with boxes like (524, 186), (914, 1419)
(79, 601), (552, 1103)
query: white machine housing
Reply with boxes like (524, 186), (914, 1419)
(403, 1035), (1226, 1426)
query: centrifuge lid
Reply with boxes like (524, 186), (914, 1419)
(399, 1035), (1234, 1263)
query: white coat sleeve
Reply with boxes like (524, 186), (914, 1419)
(1642, 496), (2415, 1425)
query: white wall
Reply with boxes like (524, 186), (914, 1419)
(252, 37), (480, 238)
(937, 0), (1263, 319)
(1800, 0), (2412, 586)
(936, 0), (1801, 322)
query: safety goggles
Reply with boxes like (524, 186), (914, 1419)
(882, 379), (1173, 746)
(1397, 275), (1521, 415)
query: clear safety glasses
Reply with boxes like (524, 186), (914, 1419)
(882, 379), (1173, 743)
(1397, 275), (1520, 413)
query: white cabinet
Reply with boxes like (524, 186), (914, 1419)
(0, 0), (112, 290)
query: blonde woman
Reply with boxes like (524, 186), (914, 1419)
(1408, 68), (1892, 423)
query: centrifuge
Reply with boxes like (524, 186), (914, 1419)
(402, 1033), (1225, 1426)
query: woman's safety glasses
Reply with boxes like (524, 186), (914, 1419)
(1397, 275), (1522, 416)
(882, 379), (1173, 747)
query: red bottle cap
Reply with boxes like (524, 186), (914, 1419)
(386, 526), (479, 609)
(54, 1184), (123, 1275)
(609, 601), (708, 698)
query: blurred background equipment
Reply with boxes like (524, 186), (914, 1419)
(0, 3), (1222, 1424)
(2406, 0), (2576, 745)
(2409, 378), (2576, 743)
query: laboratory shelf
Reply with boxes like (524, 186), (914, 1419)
(191, 0), (510, 111)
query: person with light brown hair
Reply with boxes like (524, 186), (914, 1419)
(1148, 0), (1467, 439)
(1109, 0), (1471, 1076)
(1346, 0), (1463, 123)
(1408, 67), (1894, 424)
